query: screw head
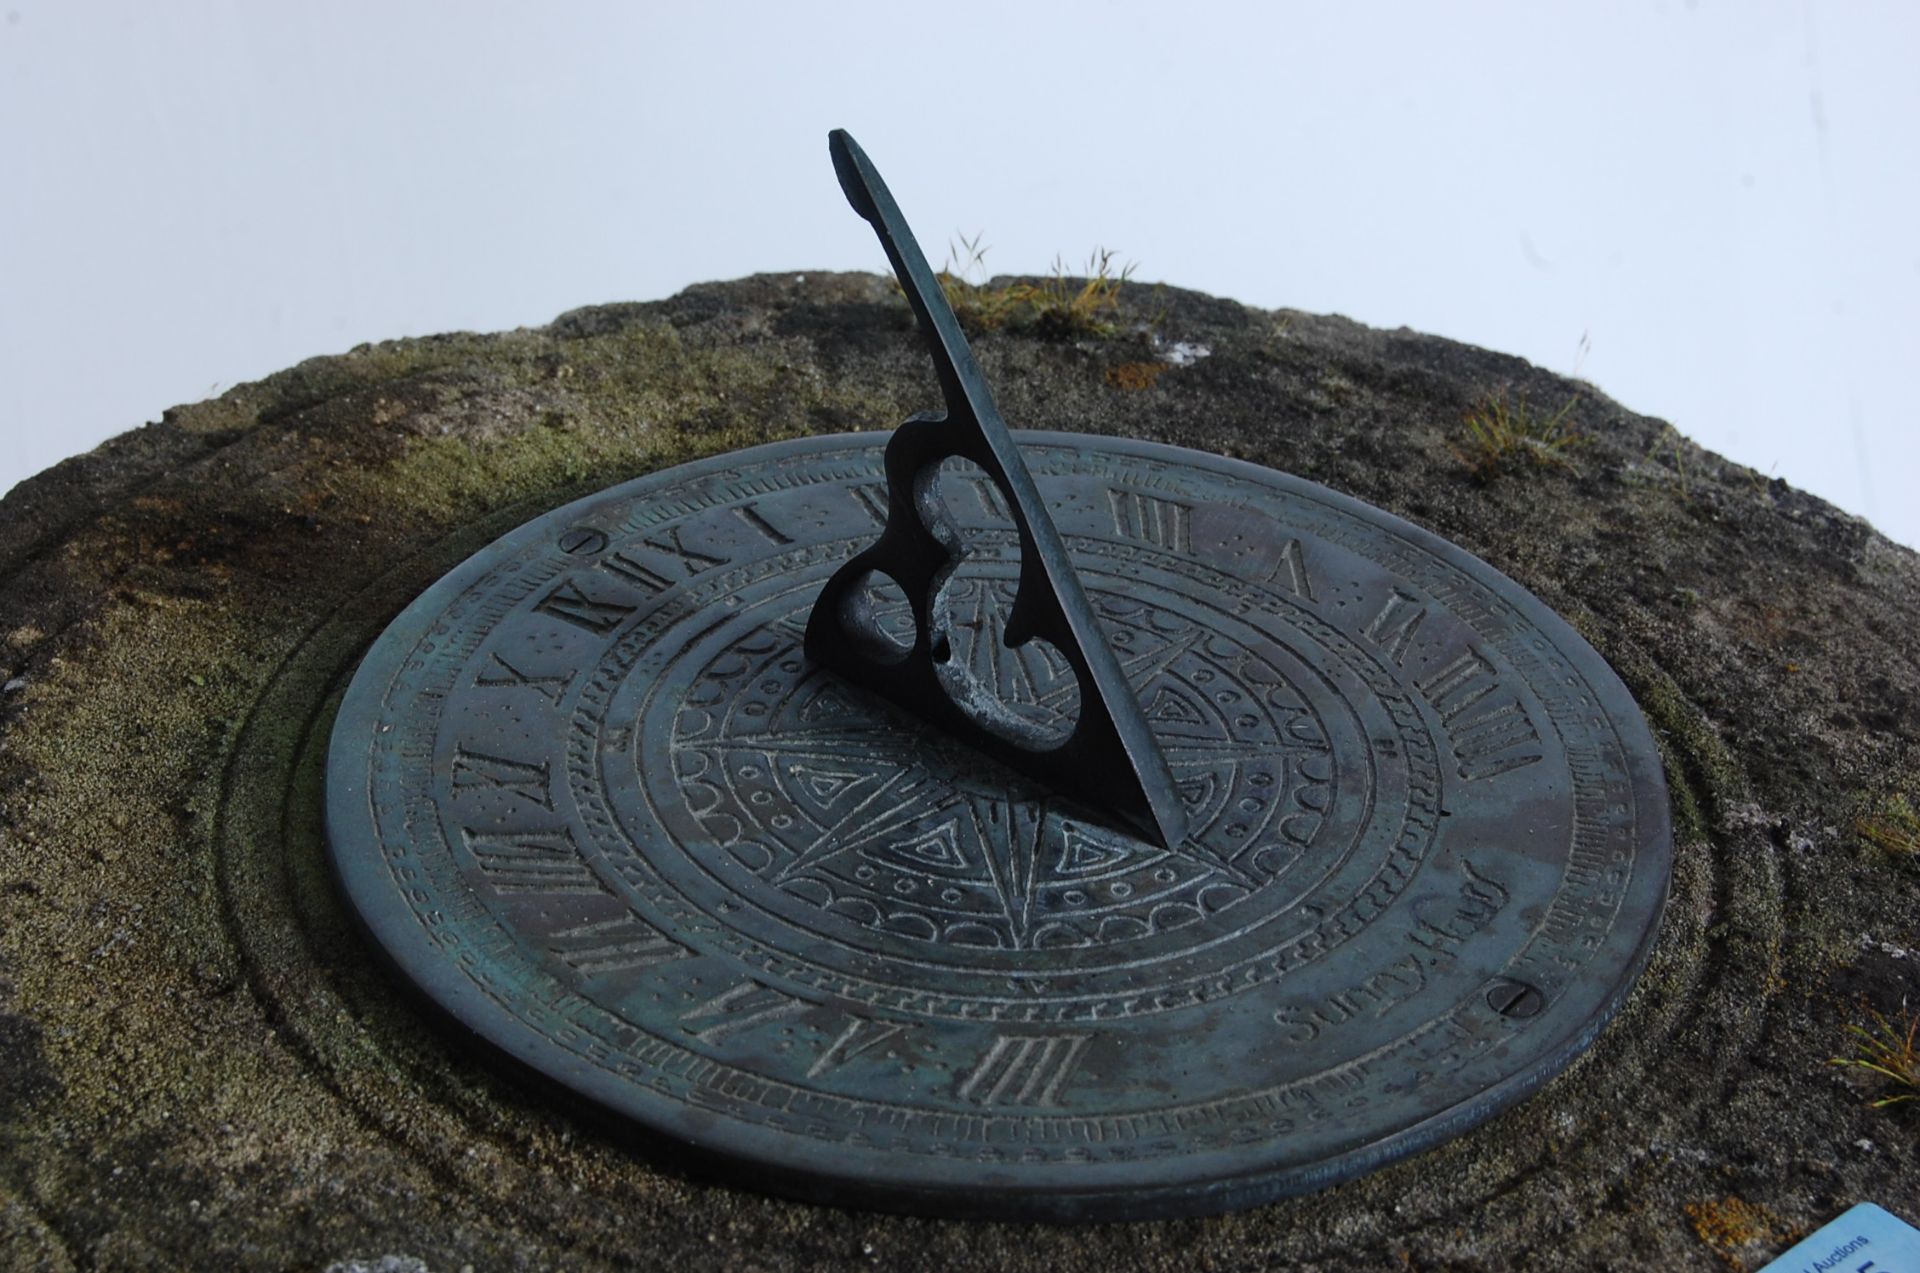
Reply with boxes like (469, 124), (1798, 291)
(1485, 977), (1546, 1019)
(558, 527), (608, 556)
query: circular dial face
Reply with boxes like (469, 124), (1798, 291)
(325, 433), (1670, 1220)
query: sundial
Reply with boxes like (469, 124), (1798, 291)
(325, 131), (1671, 1221)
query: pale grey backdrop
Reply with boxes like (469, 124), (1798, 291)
(3, 2), (1914, 547)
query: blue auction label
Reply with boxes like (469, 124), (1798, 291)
(1760, 1204), (1920, 1273)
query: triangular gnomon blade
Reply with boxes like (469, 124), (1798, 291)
(805, 130), (1187, 849)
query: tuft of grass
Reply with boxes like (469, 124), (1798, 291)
(934, 232), (1025, 334)
(1020, 248), (1137, 339)
(927, 235), (1138, 339)
(1857, 795), (1920, 857)
(1829, 1006), (1920, 1107)
(1643, 421), (1696, 496)
(1456, 391), (1583, 475)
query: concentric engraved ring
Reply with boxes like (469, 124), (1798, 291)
(325, 432), (1671, 1220)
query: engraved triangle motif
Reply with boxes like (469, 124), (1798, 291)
(1146, 686), (1206, 726)
(793, 765), (868, 809)
(1055, 825), (1147, 877)
(869, 818), (972, 874)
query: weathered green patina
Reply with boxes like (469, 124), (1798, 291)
(1, 273), (1914, 1269)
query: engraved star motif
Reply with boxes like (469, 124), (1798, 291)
(691, 586), (1329, 948)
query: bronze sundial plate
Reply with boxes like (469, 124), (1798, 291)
(325, 432), (1671, 1221)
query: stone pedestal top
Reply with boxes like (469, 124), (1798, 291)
(1, 273), (1914, 1270)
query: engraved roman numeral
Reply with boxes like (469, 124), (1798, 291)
(473, 652), (572, 704)
(1269, 537), (1314, 600)
(601, 550), (674, 593)
(535, 577), (637, 634)
(549, 914), (687, 973)
(955, 1033), (1091, 1107)
(645, 524), (726, 574)
(805, 1016), (907, 1079)
(1107, 489), (1192, 552)
(450, 746), (552, 809)
(959, 474), (1011, 522)
(1416, 647), (1501, 722)
(679, 980), (807, 1042)
(731, 503), (793, 545)
(461, 826), (602, 895)
(1364, 589), (1428, 665)
(1451, 701), (1544, 781)
(599, 524), (729, 594)
(849, 482), (891, 527)
(1416, 647), (1544, 780)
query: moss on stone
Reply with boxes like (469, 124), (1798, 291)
(0, 272), (1915, 1270)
